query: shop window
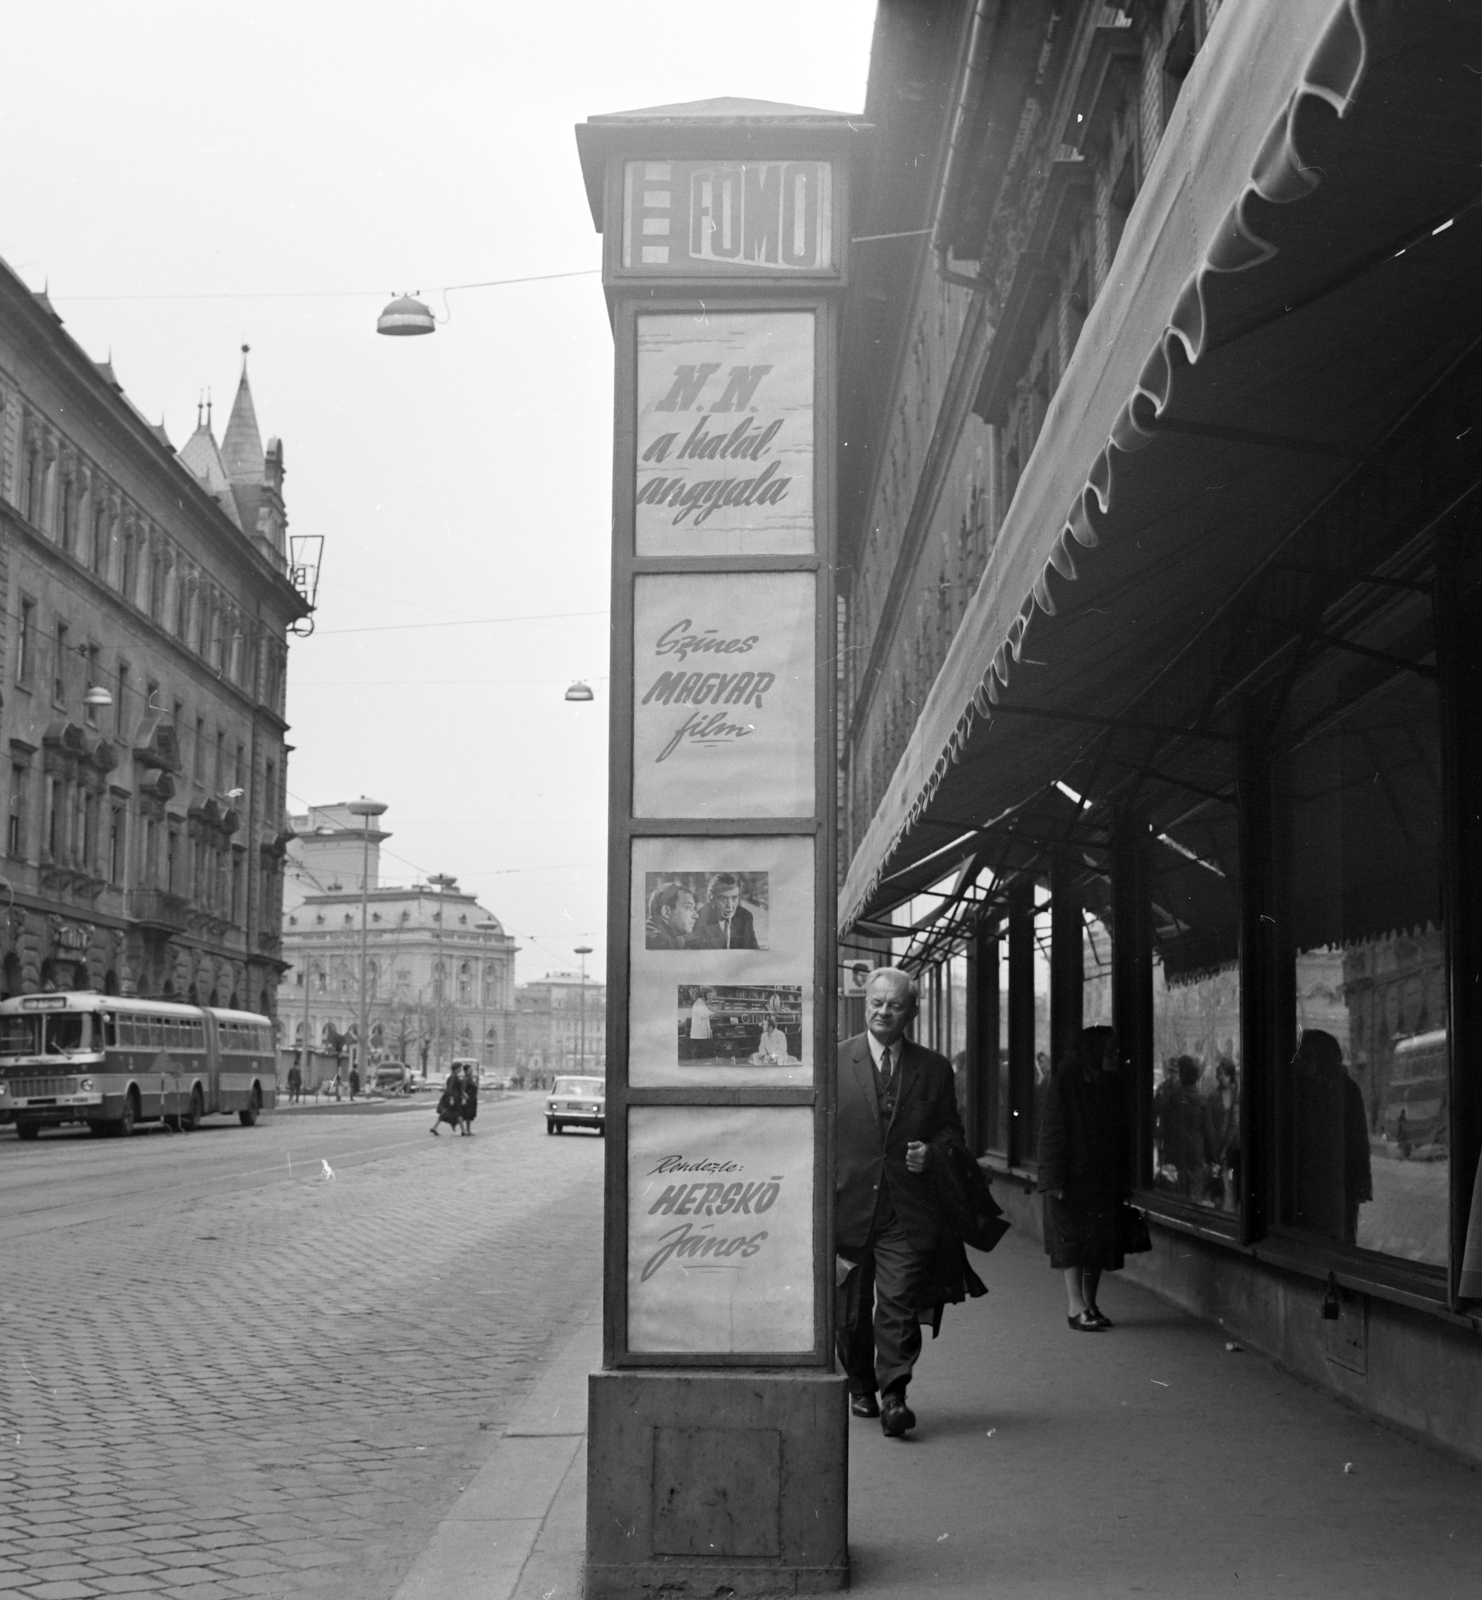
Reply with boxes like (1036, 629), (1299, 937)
(1149, 798), (1243, 1213)
(1276, 603), (1446, 1267)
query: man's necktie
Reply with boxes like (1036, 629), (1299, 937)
(877, 1044), (894, 1092)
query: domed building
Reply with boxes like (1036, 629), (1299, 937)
(278, 801), (517, 1079)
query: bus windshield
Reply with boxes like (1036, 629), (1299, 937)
(0, 1013), (91, 1055)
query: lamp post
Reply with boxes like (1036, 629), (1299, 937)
(347, 797), (387, 1091)
(428, 873), (457, 1078)
(476, 920), (500, 1078)
(574, 945), (593, 1073)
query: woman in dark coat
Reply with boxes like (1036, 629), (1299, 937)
(432, 1069), (463, 1136)
(459, 1062), (479, 1136)
(1037, 1025), (1129, 1331)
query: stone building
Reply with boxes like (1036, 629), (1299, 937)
(0, 254), (308, 1013)
(837, 0), (1482, 1460)
(278, 802), (518, 1077)
(515, 971), (607, 1085)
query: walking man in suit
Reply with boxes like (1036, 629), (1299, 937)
(836, 966), (964, 1437)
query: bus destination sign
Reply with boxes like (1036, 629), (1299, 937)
(622, 159), (834, 276)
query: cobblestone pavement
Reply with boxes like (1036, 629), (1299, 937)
(0, 1095), (604, 1600)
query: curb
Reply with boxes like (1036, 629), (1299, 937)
(393, 1299), (599, 1600)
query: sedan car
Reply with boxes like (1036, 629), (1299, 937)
(546, 1075), (606, 1135)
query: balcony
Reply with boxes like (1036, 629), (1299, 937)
(128, 889), (191, 934)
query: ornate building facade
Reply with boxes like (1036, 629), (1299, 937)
(0, 256), (308, 1014)
(514, 970), (607, 1086)
(278, 802), (519, 1077)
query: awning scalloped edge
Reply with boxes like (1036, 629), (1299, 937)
(842, 0), (1370, 934)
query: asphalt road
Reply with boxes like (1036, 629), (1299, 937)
(0, 1092), (604, 1600)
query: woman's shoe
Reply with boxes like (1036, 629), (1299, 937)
(1067, 1311), (1106, 1332)
(431, 1127), (439, 1136)
(1085, 1306), (1114, 1328)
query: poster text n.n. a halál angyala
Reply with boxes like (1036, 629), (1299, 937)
(635, 311), (814, 558)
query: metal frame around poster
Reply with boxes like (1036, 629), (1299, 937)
(604, 288), (838, 1368)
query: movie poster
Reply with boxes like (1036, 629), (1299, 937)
(631, 572), (815, 818)
(634, 311), (814, 558)
(627, 1105), (815, 1354)
(629, 835), (814, 1089)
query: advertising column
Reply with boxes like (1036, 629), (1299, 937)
(576, 104), (860, 1599)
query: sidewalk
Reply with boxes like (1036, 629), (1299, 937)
(395, 1230), (1482, 1599)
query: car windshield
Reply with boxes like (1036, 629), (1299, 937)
(553, 1078), (604, 1096)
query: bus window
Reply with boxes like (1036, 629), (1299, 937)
(101, 1013), (118, 1048)
(46, 1015), (88, 1053)
(0, 1016), (41, 1055)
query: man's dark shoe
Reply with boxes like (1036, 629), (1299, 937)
(850, 1392), (880, 1419)
(879, 1395), (915, 1437)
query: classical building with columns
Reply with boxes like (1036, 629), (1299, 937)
(278, 802), (519, 1078)
(0, 251), (310, 1014)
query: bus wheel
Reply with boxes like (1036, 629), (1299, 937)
(113, 1090), (138, 1138)
(16, 1119), (41, 1141)
(239, 1085), (262, 1127)
(180, 1086), (204, 1132)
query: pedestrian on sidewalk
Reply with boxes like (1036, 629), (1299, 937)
(349, 1066), (361, 1101)
(1038, 1025), (1128, 1331)
(459, 1062), (479, 1136)
(432, 1069), (464, 1136)
(835, 966), (965, 1438)
(287, 1063), (302, 1104)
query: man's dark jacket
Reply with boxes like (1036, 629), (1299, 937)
(694, 902), (760, 950)
(835, 1032), (965, 1253)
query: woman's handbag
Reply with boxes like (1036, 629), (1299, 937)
(1118, 1202), (1153, 1255)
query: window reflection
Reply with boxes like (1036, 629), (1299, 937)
(1150, 798), (1242, 1213)
(1280, 639), (1448, 1267)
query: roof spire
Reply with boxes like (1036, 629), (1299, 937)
(221, 349), (264, 482)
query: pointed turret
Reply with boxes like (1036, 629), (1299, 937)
(178, 410), (243, 530)
(221, 345), (265, 482)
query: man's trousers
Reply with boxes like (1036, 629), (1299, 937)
(836, 1213), (933, 1398)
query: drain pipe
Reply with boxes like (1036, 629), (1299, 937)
(933, 0), (994, 291)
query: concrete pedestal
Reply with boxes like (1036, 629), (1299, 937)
(585, 1369), (849, 1599)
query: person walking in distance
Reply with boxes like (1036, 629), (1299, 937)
(432, 1067), (463, 1137)
(1038, 1025), (1129, 1331)
(459, 1061), (479, 1136)
(835, 966), (966, 1437)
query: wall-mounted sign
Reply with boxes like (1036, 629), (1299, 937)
(627, 1105), (815, 1354)
(629, 835), (814, 1089)
(622, 160), (835, 276)
(631, 572), (815, 818)
(635, 312), (814, 558)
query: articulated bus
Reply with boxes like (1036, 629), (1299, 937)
(0, 991), (276, 1140)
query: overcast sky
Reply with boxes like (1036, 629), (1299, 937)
(0, 1), (874, 985)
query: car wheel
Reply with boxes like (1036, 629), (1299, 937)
(598, 1122), (606, 1138)
(16, 1119), (41, 1141)
(547, 1118), (556, 1135)
(239, 1084), (262, 1127)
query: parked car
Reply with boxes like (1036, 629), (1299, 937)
(546, 1075), (605, 1136)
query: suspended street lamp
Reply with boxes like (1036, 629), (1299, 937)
(564, 681), (594, 702)
(376, 293), (436, 337)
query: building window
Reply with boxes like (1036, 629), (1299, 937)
(166, 825), (180, 894)
(1274, 596), (1445, 1267)
(149, 553), (166, 620)
(57, 471), (74, 548)
(215, 730), (226, 793)
(53, 619), (70, 705)
(16, 595), (37, 687)
(7, 765), (28, 859)
(83, 644), (102, 727)
(109, 805), (126, 885)
(91, 502), (109, 575)
(23, 446), (42, 523)
(115, 661), (130, 740)
(143, 816), (158, 886)
(265, 760), (277, 825)
(45, 776), (62, 862)
(194, 715), (206, 783)
(458, 962), (472, 1004)
(120, 529), (137, 603)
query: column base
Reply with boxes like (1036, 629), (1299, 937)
(586, 1369), (849, 1599)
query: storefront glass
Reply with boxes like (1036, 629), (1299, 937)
(1149, 800), (1242, 1213)
(1278, 625), (1448, 1268)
